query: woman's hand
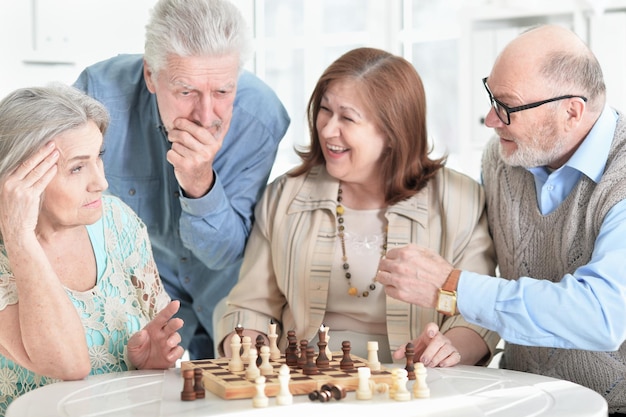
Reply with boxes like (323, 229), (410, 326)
(128, 300), (185, 369)
(0, 141), (58, 241)
(393, 322), (461, 368)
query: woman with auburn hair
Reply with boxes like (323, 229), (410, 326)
(216, 47), (499, 366)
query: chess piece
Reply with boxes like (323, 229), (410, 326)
(340, 340), (354, 370)
(308, 390), (321, 401)
(405, 342), (416, 380)
(268, 320), (281, 361)
(241, 335), (252, 364)
(388, 367), (399, 400)
(317, 384), (344, 402)
(370, 381), (389, 394)
(367, 341), (381, 371)
(193, 368), (205, 399)
(235, 324), (244, 356)
(315, 384), (330, 402)
(394, 368), (411, 401)
(356, 366), (372, 400)
(255, 334), (266, 367)
(252, 376), (269, 408)
(259, 345), (274, 376)
(181, 369), (196, 401)
(318, 389), (333, 402)
(229, 334), (244, 372)
(268, 319), (277, 336)
(413, 362), (431, 398)
(276, 364), (293, 405)
(330, 384), (347, 400)
(297, 339), (309, 368)
(316, 327), (330, 369)
(302, 346), (319, 375)
(235, 324), (244, 340)
(323, 325), (332, 361)
(246, 348), (261, 380)
(285, 331), (299, 366)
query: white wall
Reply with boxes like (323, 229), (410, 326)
(3, 0), (626, 182)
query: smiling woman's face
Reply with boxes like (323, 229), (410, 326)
(316, 79), (387, 187)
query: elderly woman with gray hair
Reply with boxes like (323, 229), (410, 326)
(0, 83), (184, 415)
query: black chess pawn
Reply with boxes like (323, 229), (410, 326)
(302, 346), (319, 375)
(297, 339), (308, 369)
(255, 334), (266, 367)
(181, 369), (196, 401)
(340, 340), (354, 370)
(405, 342), (416, 380)
(194, 368), (205, 399)
(285, 332), (299, 367)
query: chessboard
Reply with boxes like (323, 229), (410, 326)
(181, 353), (393, 400)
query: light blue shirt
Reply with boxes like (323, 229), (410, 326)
(462, 107), (626, 350)
(74, 54), (290, 357)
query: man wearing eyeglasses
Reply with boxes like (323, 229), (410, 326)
(376, 24), (626, 415)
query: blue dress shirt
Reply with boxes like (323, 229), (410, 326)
(74, 54), (290, 358)
(461, 107), (626, 350)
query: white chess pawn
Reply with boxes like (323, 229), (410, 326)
(259, 345), (274, 376)
(394, 368), (411, 401)
(253, 376), (269, 408)
(246, 348), (260, 380)
(356, 367), (373, 400)
(229, 334), (244, 372)
(276, 364), (293, 405)
(389, 367), (399, 400)
(241, 336), (252, 364)
(413, 362), (430, 398)
(367, 341), (381, 371)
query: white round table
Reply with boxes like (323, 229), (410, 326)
(6, 365), (608, 417)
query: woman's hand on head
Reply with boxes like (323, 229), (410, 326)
(0, 142), (59, 240)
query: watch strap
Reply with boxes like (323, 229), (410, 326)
(442, 269), (461, 293)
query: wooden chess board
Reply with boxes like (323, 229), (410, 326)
(181, 353), (392, 400)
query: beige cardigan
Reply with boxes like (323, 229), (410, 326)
(216, 165), (499, 361)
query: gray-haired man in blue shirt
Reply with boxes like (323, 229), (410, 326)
(74, 0), (290, 360)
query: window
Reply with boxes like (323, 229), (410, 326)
(233, 0), (471, 180)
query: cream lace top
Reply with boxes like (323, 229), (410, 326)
(0, 195), (170, 416)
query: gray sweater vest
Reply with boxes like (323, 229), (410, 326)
(482, 114), (626, 413)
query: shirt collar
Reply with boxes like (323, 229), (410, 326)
(563, 106), (617, 183)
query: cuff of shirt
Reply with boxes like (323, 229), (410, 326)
(179, 171), (227, 219)
(457, 270), (501, 329)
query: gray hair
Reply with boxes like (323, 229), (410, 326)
(144, 0), (252, 76)
(541, 51), (606, 112)
(0, 83), (109, 181)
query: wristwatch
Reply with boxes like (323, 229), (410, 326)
(436, 269), (461, 316)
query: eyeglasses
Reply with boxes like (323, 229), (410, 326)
(482, 77), (587, 125)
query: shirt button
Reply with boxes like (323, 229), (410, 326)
(196, 306), (203, 312)
(181, 257), (188, 263)
(184, 277), (191, 283)
(128, 188), (136, 196)
(547, 185), (554, 191)
(174, 191), (180, 198)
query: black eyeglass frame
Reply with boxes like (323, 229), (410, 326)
(482, 77), (588, 125)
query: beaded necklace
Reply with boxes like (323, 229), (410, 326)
(336, 183), (387, 298)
